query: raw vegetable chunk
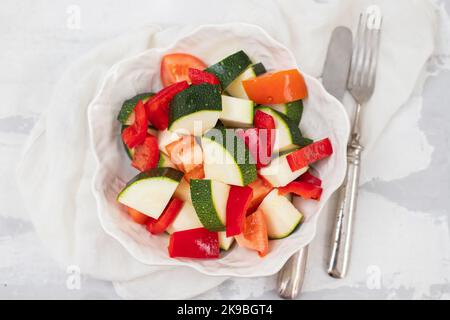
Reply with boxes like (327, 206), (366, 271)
(259, 151), (308, 187)
(227, 63), (266, 99)
(243, 69), (308, 104)
(126, 206), (151, 225)
(268, 100), (303, 124)
(117, 168), (184, 219)
(190, 179), (230, 232)
(131, 134), (159, 172)
(161, 53), (206, 87)
(117, 92), (154, 125)
(157, 152), (176, 169)
(278, 181), (322, 200)
(256, 107), (311, 153)
(258, 189), (303, 239)
(146, 197), (184, 235)
(168, 228), (220, 259)
(246, 176), (274, 213)
(167, 201), (203, 234)
(205, 50), (252, 89)
(226, 185), (253, 237)
(235, 209), (269, 257)
(166, 135), (203, 173)
(157, 129), (182, 155)
(219, 95), (254, 128)
(219, 232), (235, 251)
(286, 138), (333, 172)
(147, 81), (189, 130)
(188, 68), (220, 86)
(169, 83), (222, 135)
(202, 127), (257, 186)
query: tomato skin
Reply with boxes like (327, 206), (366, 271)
(127, 206), (152, 225)
(131, 134), (159, 172)
(235, 209), (269, 257)
(161, 53), (207, 87)
(188, 68), (220, 86)
(246, 175), (273, 214)
(242, 69), (308, 104)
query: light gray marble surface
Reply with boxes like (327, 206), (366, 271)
(0, 0), (449, 299)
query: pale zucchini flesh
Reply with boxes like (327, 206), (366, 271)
(258, 189), (303, 239)
(219, 232), (235, 251)
(219, 95), (254, 128)
(166, 201), (203, 234)
(117, 168), (183, 219)
(259, 153), (308, 187)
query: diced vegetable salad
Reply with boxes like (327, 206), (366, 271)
(116, 51), (333, 259)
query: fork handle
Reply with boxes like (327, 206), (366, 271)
(277, 245), (308, 299)
(327, 134), (363, 278)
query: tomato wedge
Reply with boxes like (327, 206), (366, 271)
(183, 165), (205, 182)
(121, 100), (148, 148)
(146, 81), (189, 130)
(246, 175), (274, 214)
(286, 138), (333, 172)
(235, 209), (269, 257)
(131, 134), (159, 172)
(127, 206), (152, 225)
(188, 68), (220, 86)
(242, 69), (308, 104)
(161, 53), (207, 87)
(168, 228), (220, 259)
(165, 135), (203, 173)
(278, 181), (323, 200)
(146, 198), (184, 235)
(226, 186), (253, 237)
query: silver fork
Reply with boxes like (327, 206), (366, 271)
(328, 6), (382, 279)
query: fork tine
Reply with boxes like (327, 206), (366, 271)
(348, 6), (382, 104)
(367, 18), (382, 89)
(361, 25), (375, 89)
(348, 13), (364, 89)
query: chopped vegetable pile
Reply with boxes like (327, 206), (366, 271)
(116, 50), (333, 259)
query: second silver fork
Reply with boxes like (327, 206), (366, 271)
(328, 6), (382, 279)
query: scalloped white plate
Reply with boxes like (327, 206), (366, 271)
(87, 23), (350, 277)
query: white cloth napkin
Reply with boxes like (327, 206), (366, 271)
(17, 0), (441, 299)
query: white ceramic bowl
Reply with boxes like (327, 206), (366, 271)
(88, 23), (350, 277)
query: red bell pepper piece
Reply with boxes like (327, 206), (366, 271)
(235, 209), (269, 257)
(146, 198), (184, 235)
(188, 68), (220, 86)
(286, 138), (333, 172)
(168, 228), (220, 259)
(146, 81), (189, 130)
(236, 111), (275, 169)
(226, 186), (253, 237)
(131, 134), (160, 172)
(297, 171), (322, 186)
(121, 100), (148, 148)
(278, 181), (323, 200)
